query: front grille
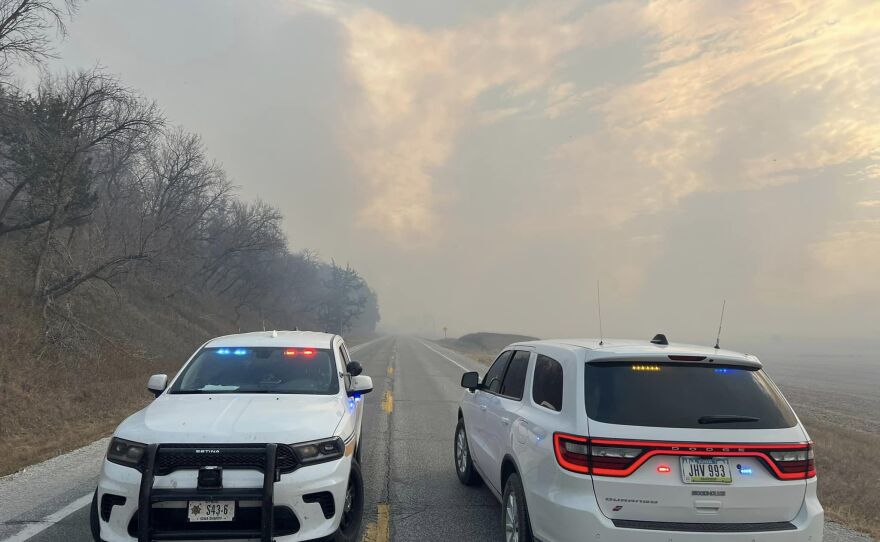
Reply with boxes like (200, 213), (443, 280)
(276, 444), (298, 473)
(153, 444), (298, 476)
(612, 520), (797, 532)
(100, 493), (126, 521)
(303, 491), (335, 519)
(128, 506), (300, 537)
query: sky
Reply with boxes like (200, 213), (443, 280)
(42, 0), (880, 345)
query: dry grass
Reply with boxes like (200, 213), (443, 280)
(438, 337), (879, 539)
(0, 278), (233, 477)
(802, 415), (880, 538)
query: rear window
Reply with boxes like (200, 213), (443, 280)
(584, 362), (798, 429)
(532, 354), (563, 411)
(170, 347), (339, 395)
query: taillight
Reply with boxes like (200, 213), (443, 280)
(553, 434), (643, 475)
(552, 435), (816, 479)
(553, 433), (590, 474)
(589, 444), (643, 472)
(769, 442), (816, 479)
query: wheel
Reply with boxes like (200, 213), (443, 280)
(90, 489), (105, 542)
(326, 460), (364, 542)
(454, 418), (481, 485)
(501, 473), (533, 542)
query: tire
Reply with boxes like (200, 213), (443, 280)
(90, 489), (105, 542)
(326, 460), (365, 542)
(501, 473), (533, 542)
(454, 418), (481, 486)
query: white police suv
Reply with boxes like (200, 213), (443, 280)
(454, 335), (823, 542)
(90, 331), (373, 542)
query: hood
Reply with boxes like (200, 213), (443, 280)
(115, 393), (346, 445)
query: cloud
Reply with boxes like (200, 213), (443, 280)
(324, 1), (645, 245)
(808, 219), (880, 297)
(553, 0), (880, 223)
(299, 0), (880, 331)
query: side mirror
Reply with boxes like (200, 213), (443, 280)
(147, 374), (168, 398)
(348, 374), (373, 396)
(461, 371), (480, 391)
(346, 361), (363, 377)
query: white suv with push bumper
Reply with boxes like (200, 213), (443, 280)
(91, 330), (373, 542)
(454, 335), (823, 542)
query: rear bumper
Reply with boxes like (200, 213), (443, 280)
(529, 478), (823, 542)
(96, 455), (351, 541)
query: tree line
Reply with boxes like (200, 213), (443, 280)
(0, 0), (379, 337)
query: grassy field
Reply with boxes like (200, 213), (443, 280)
(438, 333), (879, 539)
(0, 286), (227, 477)
(803, 416), (879, 537)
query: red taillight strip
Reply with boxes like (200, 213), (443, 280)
(589, 438), (809, 450)
(553, 435), (815, 480)
(553, 433), (591, 474)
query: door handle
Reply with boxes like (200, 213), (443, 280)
(480, 404), (487, 411)
(501, 417), (511, 425)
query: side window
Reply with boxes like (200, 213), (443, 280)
(533, 354), (564, 411)
(500, 351), (530, 400)
(483, 351), (512, 393)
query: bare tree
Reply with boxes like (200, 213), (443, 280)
(0, 35), (381, 339)
(0, 69), (163, 302)
(0, 0), (78, 78)
(316, 261), (369, 334)
(198, 200), (285, 292)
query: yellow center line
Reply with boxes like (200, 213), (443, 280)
(361, 503), (390, 542)
(380, 390), (394, 413)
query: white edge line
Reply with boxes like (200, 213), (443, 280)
(419, 340), (474, 373)
(2, 492), (92, 542)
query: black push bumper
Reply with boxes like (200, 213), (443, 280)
(137, 443), (279, 542)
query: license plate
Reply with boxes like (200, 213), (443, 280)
(680, 457), (732, 484)
(187, 500), (235, 522)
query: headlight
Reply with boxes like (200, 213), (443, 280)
(291, 437), (344, 466)
(107, 437), (147, 469)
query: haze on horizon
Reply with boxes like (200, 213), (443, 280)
(40, 0), (880, 346)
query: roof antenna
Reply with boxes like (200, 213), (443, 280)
(597, 280), (604, 346)
(714, 300), (726, 350)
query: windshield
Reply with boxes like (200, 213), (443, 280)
(585, 362), (798, 429)
(170, 347), (339, 395)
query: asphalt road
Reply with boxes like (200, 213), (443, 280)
(0, 336), (873, 542)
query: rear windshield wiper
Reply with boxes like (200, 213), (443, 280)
(698, 415), (760, 424)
